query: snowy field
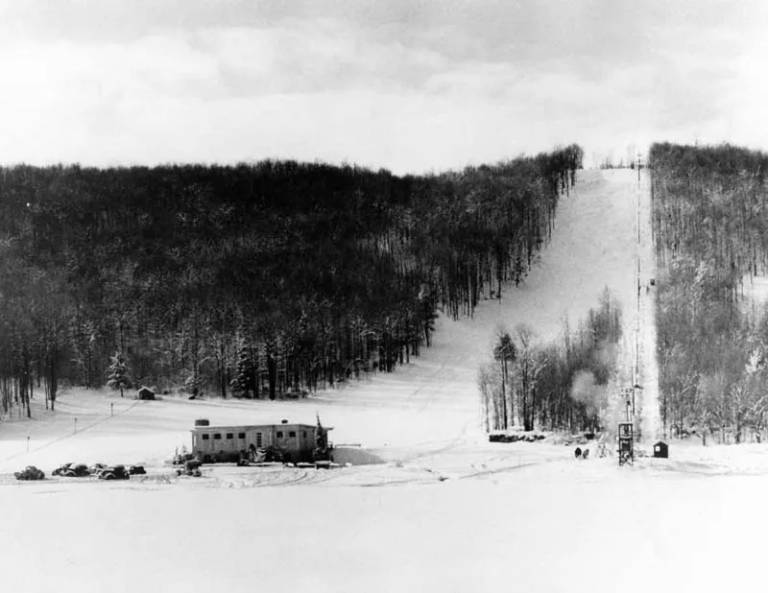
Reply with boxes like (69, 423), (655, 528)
(2, 169), (761, 593)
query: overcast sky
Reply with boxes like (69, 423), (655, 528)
(0, 0), (765, 173)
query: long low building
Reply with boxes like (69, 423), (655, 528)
(191, 419), (330, 463)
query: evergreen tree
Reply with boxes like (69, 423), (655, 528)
(106, 351), (131, 398)
(231, 346), (258, 398)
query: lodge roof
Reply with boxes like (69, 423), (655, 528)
(191, 423), (333, 431)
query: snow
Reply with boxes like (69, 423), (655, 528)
(1, 169), (758, 593)
(741, 274), (768, 318)
(635, 169), (661, 440)
(4, 449), (768, 593)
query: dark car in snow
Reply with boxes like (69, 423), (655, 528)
(53, 463), (91, 477)
(89, 463), (108, 475)
(15, 466), (45, 481)
(97, 465), (130, 480)
(176, 459), (202, 477)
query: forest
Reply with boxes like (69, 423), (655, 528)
(0, 145), (583, 417)
(479, 289), (622, 433)
(651, 142), (768, 443)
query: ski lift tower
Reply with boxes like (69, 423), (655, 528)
(621, 386), (635, 421)
(618, 421), (634, 466)
(617, 386), (635, 466)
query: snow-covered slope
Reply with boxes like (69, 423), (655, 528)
(2, 169), (711, 593)
(0, 169), (658, 469)
(0, 169), (652, 470)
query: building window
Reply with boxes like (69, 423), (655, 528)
(256, 432), (263, 447)
(202, 434), (210, 440)
(226, 433), (234, 439)
(277, 431), (283, 438)
(289, 431), (296, 438)
(238, 432), (246, 439)
(302, 431), (307, 438)
(214, 433), (222, 440)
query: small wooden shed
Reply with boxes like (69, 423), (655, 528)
(137, 386), (156, 400)
(653, 441), (668, 458)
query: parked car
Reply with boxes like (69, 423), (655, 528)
(97, 465), (130, 480)
(89, 463), (108, 475)
(128, 465), (146, 475)
(176, 459), (202, 477)
(52, 463), (72, 476)
(15, 466), (45, 481)
(53, 463), (90, 477)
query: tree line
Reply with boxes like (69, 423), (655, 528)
(479, 289), (622, 433)
(0, 146), (583, 416)
(651, 142), (768, 443)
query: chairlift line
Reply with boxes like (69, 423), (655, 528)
(620, 155), (645, 463)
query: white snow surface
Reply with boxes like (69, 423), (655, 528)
(2, 169), (758, 593)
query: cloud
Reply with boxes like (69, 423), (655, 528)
(0, 0), (765, 171)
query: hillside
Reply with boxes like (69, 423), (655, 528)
(0, 168), (652, 471)
(5, 168), (768, 593)
(0, 149), (581, 413)
(651, 143), (768, 442)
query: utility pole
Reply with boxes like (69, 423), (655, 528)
(621, 156), (644, 465)
(634, 158), (641, 431)
(624, 387), (633, 422)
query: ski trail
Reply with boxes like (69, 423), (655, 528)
(597, 169), (660, 439)
(613, 167), (660, 440)
(636, 168), (661, 441)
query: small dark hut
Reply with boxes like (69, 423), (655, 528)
(653, 441), (668, 458)
(137, 386), (156, 400)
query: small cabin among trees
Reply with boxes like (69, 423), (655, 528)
(137, 386), (155, 400)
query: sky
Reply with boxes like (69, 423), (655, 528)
(0, 0), (766, 173)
